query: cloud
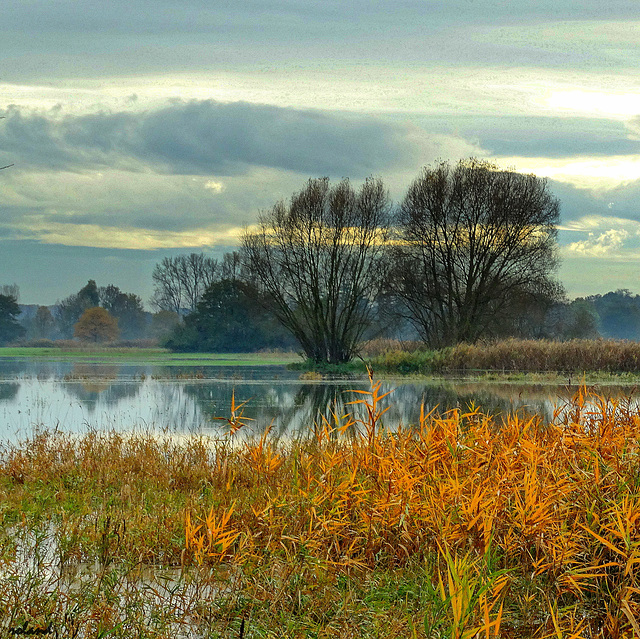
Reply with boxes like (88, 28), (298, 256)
(560, 214), (640, 233)
(0, 166), (303, 242)
(0, 100), (474, 178)
(565, 228), (630, 257)
(494, 155), (640, 191)
(204, 180), (225, 193)
(8, 220), (246, 250)
(0, 99), (486, 251)
(471, 20), (640, 71)
(475, 116), (636, 159)
(546, 89), (640, 119)
(559, 212), (640, 260)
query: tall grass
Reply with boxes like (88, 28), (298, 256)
(3, 377), (640, 636)
(371, 338), (640, 374)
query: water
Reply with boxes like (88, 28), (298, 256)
(0, 357), (635, 442)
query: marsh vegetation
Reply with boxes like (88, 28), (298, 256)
(2, 373), (640, 637)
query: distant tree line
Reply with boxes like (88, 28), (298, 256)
(2, 280), (165, 345)
(155, 252), (295, 352)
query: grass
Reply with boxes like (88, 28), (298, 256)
(367, 338), (640, 377)
(3, 374), (640, 636)
(0, 346), (302, 366)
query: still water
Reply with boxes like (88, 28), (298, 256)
(0, 358), (635, 442)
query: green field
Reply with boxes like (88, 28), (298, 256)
(0, 346), (302, 366)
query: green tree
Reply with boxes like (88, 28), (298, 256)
(164, 279), (295, 352)
(99, 285), (147, 339)
(74, 307), (119, 343)
(243, 177), (392, 364)
(0, 294), (25, 345)
(150, 310), (181, 341)
(56, 280), (100, 338)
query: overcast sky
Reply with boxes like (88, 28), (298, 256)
(2, 0), (640, 305)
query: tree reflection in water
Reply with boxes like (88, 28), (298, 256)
(1, 358), (637, 439)
(61, 365), (141, 411)
(0, 382), (19, 402)
(183, 376), (560, 438)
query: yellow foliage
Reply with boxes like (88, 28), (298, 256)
(74, 306), (119, 342)
(185, 379), (640, 636)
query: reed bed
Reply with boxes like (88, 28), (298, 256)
(2, 376), (640, 637)
(372, 338), (640, 374)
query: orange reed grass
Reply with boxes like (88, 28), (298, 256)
(186, 379), (640, 637)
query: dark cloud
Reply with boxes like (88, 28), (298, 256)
(550, 178), (640, 228)
(0, 101), (425, 178)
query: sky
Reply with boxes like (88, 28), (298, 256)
(2, 0), (640, 305)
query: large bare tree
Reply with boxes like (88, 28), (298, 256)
(242, 177), (391, 364)
(393, 159), (563, 346)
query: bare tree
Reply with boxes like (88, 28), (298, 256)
(151, 257), (183, 314)
(220, 250), (245, 282)
(1, 283), (19, 300)
(242, 177), (392, 364)
(151, 254), (219, 313)
(393, 159), (563, 346)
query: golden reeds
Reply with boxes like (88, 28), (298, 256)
(184, 379), (640, 636)
(371, 338), (640, 374)
(5, 377), (640, 636)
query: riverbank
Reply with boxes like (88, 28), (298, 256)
(0, 346), (302, 367)
(1, 386), (639, 637)
(6, 339), (640, 383)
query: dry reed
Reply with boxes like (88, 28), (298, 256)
(372, 338), (640, 374)
(3, 376), (640, 636)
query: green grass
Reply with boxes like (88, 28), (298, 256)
(0, 346), (302, 366)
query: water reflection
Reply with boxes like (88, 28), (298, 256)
(0, 382), (19, 402)
(0, 357), (638, 442)
(182, 379), (372, 437)
(61, 365), (141, 410)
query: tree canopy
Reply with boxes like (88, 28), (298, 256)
(99, 285), (147, 339)
(392, 159), (563, 346)
(55, 280), (148, 340)
(163, 279), (295, 352)
(0, 294), (25, 345)
(56, 280), (101, 338)
(74, 307), (119, 343)
(242, 177), (392, 364)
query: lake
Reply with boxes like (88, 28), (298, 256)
(0, 357), (636, 442)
